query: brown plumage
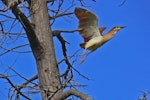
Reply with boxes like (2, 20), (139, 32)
(74, 7), (125, 57)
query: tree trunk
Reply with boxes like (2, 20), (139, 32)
(29, 0), (62, 99)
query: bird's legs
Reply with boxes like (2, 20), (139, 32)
(80, 49), (87, 58)
(79, 49), (92, 64)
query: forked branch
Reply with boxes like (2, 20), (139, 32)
(58, 89), (92, 100)
(0, 74), (31, 100)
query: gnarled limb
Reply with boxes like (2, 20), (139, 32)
(59, 89), (92, 100)
(52, 29), (78, 36)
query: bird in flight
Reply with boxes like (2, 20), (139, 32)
(74, 7), (125, 62)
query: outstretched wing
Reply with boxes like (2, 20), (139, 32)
(75, 8), (102, 42)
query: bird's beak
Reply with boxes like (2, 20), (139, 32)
(120, 26), (126, 29)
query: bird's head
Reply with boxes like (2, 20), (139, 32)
(112, 26), (126, 31)
(107, 26), (126, 36)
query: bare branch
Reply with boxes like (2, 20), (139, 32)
(20, 75), (38, 87)
(55, 30), (90, 81)
(50, 0), (64, 25)
(0, 13), (16, 20)
(16, 75), (38, 99)
(0, 74), (31, 100)
(56, 34), (72, 82)
(2, 0), (24, 10)
(138, 91), (150, 100)
(72, 66), (90, 80)
(50, 12), (74, 19)
(59, 89), (92, 100)
(0, 43), (31, 56)
(52, 29), (78, 36)
(78, 0), (96, 6)
(118, 0), (127, 7)
(9, 67), (38, 86)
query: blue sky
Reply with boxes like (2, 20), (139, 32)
(75, 0), (150, 100)
(0, 0), (150, 100)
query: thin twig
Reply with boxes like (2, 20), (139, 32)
(50, 0), (64, 25)
(0, 43), (31, 56)
(72, 66), (90, 80)
(118, 0), (127, 7)
(0, 74), (31, 100)
(9, 67), (38, 86)
(16, 75), (38, 99)
(50, 12), (74, 19)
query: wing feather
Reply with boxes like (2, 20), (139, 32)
(75, 8), (102, 42)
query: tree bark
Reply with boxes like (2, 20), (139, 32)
(29, 0), (62, 99)
(59, 89), (92, 100)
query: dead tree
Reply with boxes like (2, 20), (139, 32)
(0, 0), (95, 100)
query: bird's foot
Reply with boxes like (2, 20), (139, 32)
(79, 51), (92, 64)
(79, 53), (85, 59)
(79, 53), (88, 64)
(79, 59), (85, 64)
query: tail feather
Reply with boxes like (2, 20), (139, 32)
(80, 43), (86, 49)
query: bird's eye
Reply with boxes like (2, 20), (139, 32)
(116, 27), (121, 30)
(81, 10), (87, 13)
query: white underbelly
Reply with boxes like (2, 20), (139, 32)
(85, 36), (103, 49)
